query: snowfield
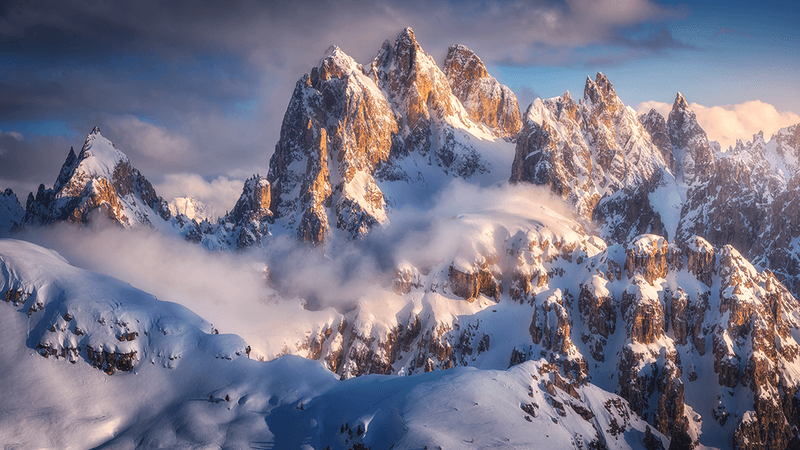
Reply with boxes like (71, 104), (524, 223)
(0, 238), (666, 450)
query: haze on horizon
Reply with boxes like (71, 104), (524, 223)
(1, 0), (798, 215)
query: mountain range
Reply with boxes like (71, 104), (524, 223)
(2, 27), (800, 450)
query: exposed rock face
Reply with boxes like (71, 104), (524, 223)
(639, 109), (676, 173)
(443, 44), (521, 139)
(683, 235), (715, 286)
(177, 175), (275, 250)
(22, 127), (172, 228)
(510, 73), (673, 242)
(448, 256), (502, 302)
(624, 235), (679, 285)
(268, 47), (394, 244)
(266, 29), (515, 245)
(667, 93), (715, 186)
(0, 188), (25, 235)
(222, 175), (273, 249)
(676, 124), (800, 300)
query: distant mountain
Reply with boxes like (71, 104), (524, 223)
(10, 127), (274, 250)
(168, 196), (214, 222)
(23, 127), (172, 227)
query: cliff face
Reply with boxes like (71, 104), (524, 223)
(677, 124), (800, 300)
(443, 44), (522, 140)
(509, 74), (672, 243)
(266, 28), (518, 246)
(267, 46), (396, 244)
(0, 189), (24, 235)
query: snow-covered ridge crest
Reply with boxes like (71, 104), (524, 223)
(0, 239), (248, 373)
(65, 126), (129, 189)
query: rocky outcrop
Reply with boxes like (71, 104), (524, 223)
(448, 257), (502, 302)
(624, 235), (680, 285)
(682, 235), (715, 286)
(443, 44), (521, 139)
(267, 46), (395, 244)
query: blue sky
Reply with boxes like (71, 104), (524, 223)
(1, 0), (798, 211)
(490, 0), (800, 112)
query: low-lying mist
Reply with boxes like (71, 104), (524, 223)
(9, 180), (579, 359)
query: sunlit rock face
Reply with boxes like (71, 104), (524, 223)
(443, 43), (521, 140)
(267, 27), (517, 246)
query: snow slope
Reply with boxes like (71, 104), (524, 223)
(0, 238), (666, 449)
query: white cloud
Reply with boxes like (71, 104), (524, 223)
(636, 99), (800, 149)
(0, 129), (23, 145)
(104, 115), (193, 164)
(6, 131), (23, 142)
(154, 173), (244, 220)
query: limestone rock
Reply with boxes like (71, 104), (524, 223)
(443, 44), (521, 140)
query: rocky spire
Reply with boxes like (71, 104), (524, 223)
(268, 42), (397, 245)
(54, 146), (78, 192)
(672, 92), (688, 111)
(443, 43), (521, 140)
(583, 72), (618, 109)
(667, 92), (714, 185)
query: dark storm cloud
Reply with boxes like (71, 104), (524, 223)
(0, 0), (690, 211)
(0, 131), (73, 198)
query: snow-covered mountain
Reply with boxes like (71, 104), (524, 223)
(13, 127), (275, 250)
(168, 195), (214, 221)
(0, 238), (668, 449)
(266, 28), (517, 245)
(1, 27), (800, 450)
(23, 127), (172, 228)
(510, 74), (677, 243)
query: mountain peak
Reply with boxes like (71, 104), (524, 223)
(583, 72), (617, 107)
(444, 44), (488, 79)
(394, 27), (420, 59)
(314, 45), (359, 83)
(672, 92), (688, 111)
(595, 72), (610, 86)
(398, 27), (416, 44)
(90, 126), (101, 136)
(443, 42), (520, 139)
